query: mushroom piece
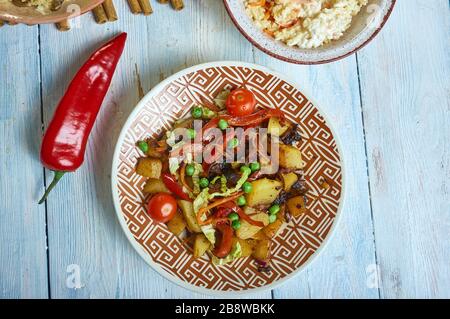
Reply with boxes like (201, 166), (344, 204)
(11, 0), (31, 7)
(51, 0), (64, 11)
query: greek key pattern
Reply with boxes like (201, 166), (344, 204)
(116, 66), (342, 291)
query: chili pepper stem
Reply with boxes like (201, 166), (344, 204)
(38, 171), (66, 204)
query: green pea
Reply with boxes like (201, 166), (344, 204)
(187, 128), (196, 139)
(268, 214), (277, 224)
(236, 195), (246, 206)
(232, 220), (241, 230)
(250, 162), (260, 172)
(218, 119), (228, 130)
(242, 181), (253, 194)
(269, 204), (280, 215)
(240, 165), (251, 175)
(185, 164), (195, 176)
(137, 141), (149, 153)
(228, 212), (239, 222)
(227, 138), (239, 149)
(199, 177), (209, 188)
(191, 107), (203, 119)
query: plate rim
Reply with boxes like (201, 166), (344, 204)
(111, 61), (347, 296)
(223, 0), (397, 65)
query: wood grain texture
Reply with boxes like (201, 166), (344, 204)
(38, 0), (269, 298)
(357, 0), (450, 298)
(0, 25), (49, 298)
(0, 0), (448, 299)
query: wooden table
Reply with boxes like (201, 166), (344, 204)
(0, 0), (448, 299)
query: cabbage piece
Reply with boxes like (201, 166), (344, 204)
(220, 175), (227, 193)
(210, 176), (221, 184)
(209, 169), (252, 199)
(168, 158), (180, 176)
(200, 224), (216, 245)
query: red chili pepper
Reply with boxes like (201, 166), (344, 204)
(38, 33), (127, 204)
(213, 223), (234, 258)
(222, 109), (283, 127)
(161, 173), (191, 201)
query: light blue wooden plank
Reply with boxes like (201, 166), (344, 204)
(249, 51), (378, 298)
(39, 0), (270, 298)
(0, 24), (49, 298)
(357, 0), (450, 298)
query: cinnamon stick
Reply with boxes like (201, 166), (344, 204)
(127, 0), (142, 14)
(170, 0), (184, 10)
(92, 4), (108, 24)
(138, 0), (153, 15)
(55, 19), (70, 31)
(103, 0), (118, 21)
(158, 0), (169, 3)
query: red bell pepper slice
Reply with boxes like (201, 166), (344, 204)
(222, 109), (283, 127)
(161, 173), (191, 201)
(213, 223), (234, 258)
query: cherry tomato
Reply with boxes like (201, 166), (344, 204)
(147, 193), (177, 223)
(225, 88), (256, 116)
(213, 223), (234, 258)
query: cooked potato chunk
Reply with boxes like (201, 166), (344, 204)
(245, 178), (283, 207)
(267, 117), (290, 136)
(167, 211), (186, 236)
(281, 172), (298, 191)
(287, 196), (307, 217)
(136, 158), (162, 178)
(143, 178), (170, 194)
(279, 144), (305, 170)
(147, 148), (163, 158)
(251, 230), (267, 240)
(236, 212), (269, 240)
(263, 214), (284, 238)
(193, 234), (211, 258)
(232, 238), (254, 257)
(252, 239), (271, 261)
(177, 200), (201, 233)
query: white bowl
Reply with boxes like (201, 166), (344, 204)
(224, 0), (396, 64)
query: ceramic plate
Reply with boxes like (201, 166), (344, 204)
(0, 0), (103, 24)
(112, 62), (345, 295)
(223, 0), (396, 64)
